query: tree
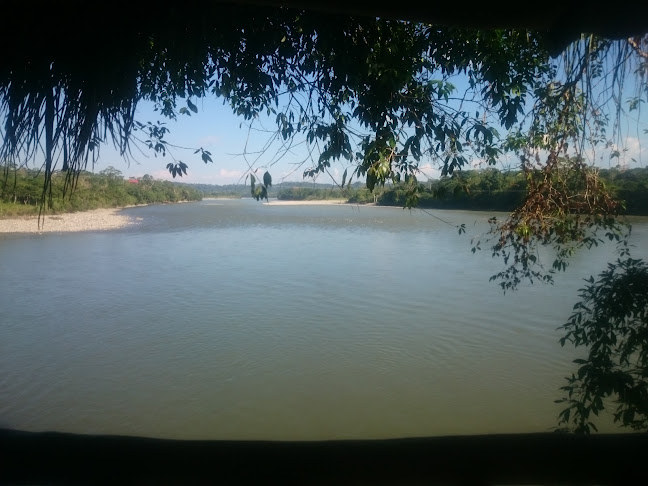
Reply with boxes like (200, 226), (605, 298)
(98, 166), (123, 180)
(1, 3), (648, 432)
(556, 249), (648, 433)
(140, 174), (154, 187)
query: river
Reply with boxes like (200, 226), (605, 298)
(1, 199), (646, 440)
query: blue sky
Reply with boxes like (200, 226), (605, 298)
(93, 77), (648, 186)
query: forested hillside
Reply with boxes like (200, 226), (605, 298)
(377, 167), (648, 215)
(5, 165), (645, 217)
(0, 166), (202, 217)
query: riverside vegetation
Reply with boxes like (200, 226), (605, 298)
(166, 166), (648, 216)
(376, 166), (648, 214)
(261, 167), (648, 214)
(0, 165), (202, 218)
(4, 164), (646, 219)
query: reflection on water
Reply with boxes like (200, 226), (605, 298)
(1, 200), (646, 439)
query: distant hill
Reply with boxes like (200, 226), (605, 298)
(173, 180), (366, 198)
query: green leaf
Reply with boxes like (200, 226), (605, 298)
(187, 99), (198, 113)
(263, 171), (272, 188)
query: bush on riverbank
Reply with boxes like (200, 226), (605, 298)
(0, 166), (202, 217)
(376, 167), (648, 215)
(276, 186), (345, 201)
(276, 185), (385, 203)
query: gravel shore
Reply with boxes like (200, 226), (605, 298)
(0, 208), (136, 234)
(262, 199), (349, 206)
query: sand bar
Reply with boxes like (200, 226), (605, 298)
(0, 208), (135, 234)
(262, 199), (350, 206)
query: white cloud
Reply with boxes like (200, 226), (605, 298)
(219, 168), (244, 179)
(583, 137), (647, 168)
(176, 168), (246, 185)
(619, 137), (647, 166)
(151, 169), (174, 180)
(418, 163), (441, 180)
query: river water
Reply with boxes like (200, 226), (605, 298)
(1, 199), (646, 440)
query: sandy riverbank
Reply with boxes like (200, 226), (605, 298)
(262, 199), (351, 206)
(0, 208), (136, 234)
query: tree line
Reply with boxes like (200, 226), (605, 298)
(374, 167), (648, 215)
(219, 167), (647, 215)
(0, 165), (202, 217)
(172, 166), (648, 216)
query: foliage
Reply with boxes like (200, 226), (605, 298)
(276, 186), (345, 201)
(378, 168), (525, 210)
(376, 167), (648, 215)
(556, 249), (648, 433)
(478, 159), (627, 292)
(346, 187), (379, 204)
(0, 166), (201, 217)
(248, 171), (273, 201)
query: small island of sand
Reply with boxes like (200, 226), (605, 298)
(262, 199), (350, 206)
